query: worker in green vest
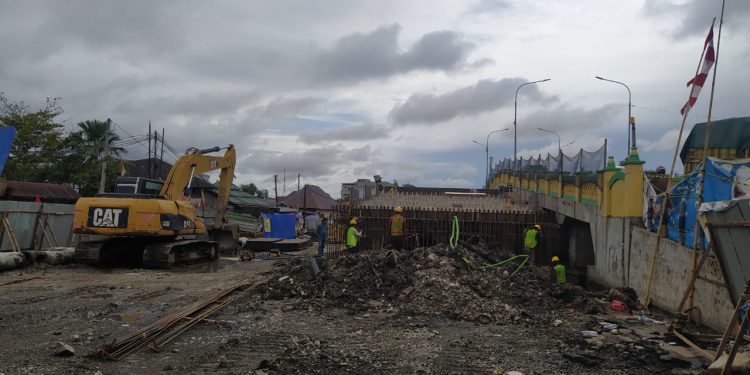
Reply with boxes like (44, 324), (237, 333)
(523, 224), (541, 264)
(346, 218), (363, 253)
(551, 256), (567, 285)
(389, 206), (406, 251)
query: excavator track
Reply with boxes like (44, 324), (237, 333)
(143, 240), (218, 268)
(74, 238), (218, 268)
(74, 240), (108, 267)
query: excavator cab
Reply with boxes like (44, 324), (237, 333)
(111, 177), (164, 195)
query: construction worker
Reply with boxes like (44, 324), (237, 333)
(346, 218), (363, 253)
(317, 217), (328, 256)
(389, 206), (406, 251)
(551, 256), (567, 285)
(523, 224), (541, 264)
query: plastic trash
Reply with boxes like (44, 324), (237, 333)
(602, 323), (618, 331)
(611, 300), (627, 312)
(637, 315), (665, 324)
(580, 330), (598, 337)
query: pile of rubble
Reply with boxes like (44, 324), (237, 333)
(257, 243), (711, 373)
(262, 243), (607, 324)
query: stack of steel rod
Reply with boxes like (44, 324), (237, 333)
(95, 278), (265, 360)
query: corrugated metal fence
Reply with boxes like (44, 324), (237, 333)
(0, 201), (74, 251)
(325, 205), (558, 260)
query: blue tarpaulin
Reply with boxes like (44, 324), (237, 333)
(261, 213), (296, 239)
(647, 157), (750, 248)
(0, 127), (16, 175)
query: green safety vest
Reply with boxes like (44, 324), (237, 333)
(554, 264), (567, 284)
(524, 229), (538, 248)
(347, 226), (358, 247)
(390, 214), (404, 236)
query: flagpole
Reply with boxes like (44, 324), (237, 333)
(685, 1), (725, 317)
(641, 17), (715, 308)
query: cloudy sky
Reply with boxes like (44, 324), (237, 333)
(2, 0), (749, 197)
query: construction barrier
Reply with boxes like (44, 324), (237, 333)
(0, 201), (74, 252)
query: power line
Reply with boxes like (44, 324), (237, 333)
(110, 121), (184, 164)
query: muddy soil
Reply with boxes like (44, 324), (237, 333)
(0, 246), (707, 374)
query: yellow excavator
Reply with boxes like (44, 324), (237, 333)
(72, 145), (238, 268)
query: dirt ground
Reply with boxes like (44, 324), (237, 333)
(0, 245), (708, 375)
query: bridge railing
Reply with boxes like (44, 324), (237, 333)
(490, 142), (646, 218)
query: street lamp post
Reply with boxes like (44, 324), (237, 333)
(473, 128), (508, 187)
(595, 76), (634, 155)
(514, 79), (551, 175)
(538, 128), (562, 173)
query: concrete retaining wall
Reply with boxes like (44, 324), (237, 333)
(588, 216), (630, 287)
(587, 219), (733, 330)
(627, 226), (733, 330)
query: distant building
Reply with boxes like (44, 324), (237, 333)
(126, 158), (173, 180)
(680, 117), (750, 174)
(282, 184), (337, 216)
(340, 179), (393, 201)
(0, 181), (78, 204)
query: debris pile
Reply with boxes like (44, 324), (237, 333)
(263, 243), (593, 324)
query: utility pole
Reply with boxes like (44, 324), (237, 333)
(158, 128), (165, 179)
(283, 169), (286, 195)
(147, 121), (152, 179)
(297, 173), (300, 191)
(98, 119), (112, 193)
(274, 175), (279, 204)
(489, 156), (494, 187)
(153, 130), (159, 178)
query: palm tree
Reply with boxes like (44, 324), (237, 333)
(75, 120), (125, 159)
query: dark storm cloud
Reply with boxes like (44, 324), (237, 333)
(298, 124), (389, 144)
(309, 25), (474, 84)
(389, 78), (558, 125)
(0, 0), (189, 66)
(642, 0), (750, 38)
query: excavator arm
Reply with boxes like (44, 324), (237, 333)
(160, 145), (236, 225)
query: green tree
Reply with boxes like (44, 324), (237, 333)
(75, 120), (124, 157)
(240, 183), (269, 198)
(63, 120), (126, 196)
(240, 183), (259, 195)
(258, 189), (269, 199)
(0, 94), (65, 181)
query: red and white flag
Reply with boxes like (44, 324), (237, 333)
(681, 20), (716, 115)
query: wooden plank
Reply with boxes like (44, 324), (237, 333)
(672, 328), (714, 360)
(715, 285), (748, 361)
(712, 221), (750, 228)
(723, 309), (750, 374)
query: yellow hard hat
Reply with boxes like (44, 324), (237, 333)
(534, 224), (542, 230)
(349, 218), (358, 225)
(394, 206), (403, 213)
(551, 256), (560, 262)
